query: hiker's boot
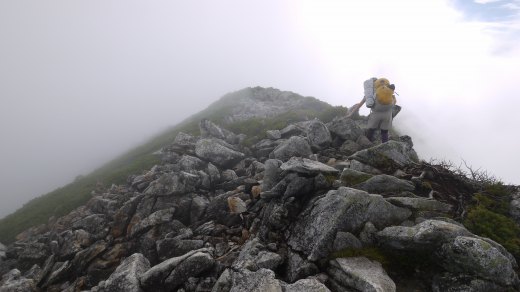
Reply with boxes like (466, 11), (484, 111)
(381, 130), (389, 143)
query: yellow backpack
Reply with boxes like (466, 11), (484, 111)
(374, 78), (395, 105)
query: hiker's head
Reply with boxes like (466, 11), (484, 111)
(374, 78), (390, 89)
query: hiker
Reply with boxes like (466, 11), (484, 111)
(365, 78), (396, 143)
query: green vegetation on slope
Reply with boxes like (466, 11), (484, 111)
(463, 183), (520, 260)
(0, 89), (345, 243)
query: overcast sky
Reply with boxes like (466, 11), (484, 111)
(1, 0), (519, 218)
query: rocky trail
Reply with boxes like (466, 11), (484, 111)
(1, 113), (519, 292)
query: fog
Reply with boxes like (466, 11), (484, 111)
(1, 0), (519, 218)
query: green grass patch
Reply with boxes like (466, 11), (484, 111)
(463, 183), (520, 260)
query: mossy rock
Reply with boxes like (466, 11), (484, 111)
(340, 169), (373, 187)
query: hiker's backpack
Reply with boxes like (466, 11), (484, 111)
(364, 77), (377, 108)
(365, 77), (395, 107)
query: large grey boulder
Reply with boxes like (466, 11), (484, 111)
(178, 155), (205, 173)
(436, 236), (519, 287)
(156, 238), (204, 261)
(271, 136), (313, 162)
(287, 187), (411, 261)
(232, 238), (283, 272)
(377, 220), (519, 289)
(97, 253), (150, 292)
(172, 132), (198, 149)
(339, 168), (373, 187)
(280, 157), (339, 176)
(305, 119), (332, 150)
(71, 214), (109, 240)
(349, 141), (419, 173)
(349, 159), (382, 175)
(353, 174), (415, 194)
(386, 197), (452, 213)
(326, 116), (364, 141)
(280, 124), (306, 138)
(199, 119), (238, 144)
(432, 273), (509, 292)
(229, 268), (282, 292)
(510, 190), (520, 225)
(128, 208), (175, 238)
(376, 220), (472, 251)
(195, 138), (245, 168)
(0, 243), (6, 259)
(266, 130), (282, 140)
(7, 241), (49, 271)
(332, 231), (363, 252)
(284, 250), (319, 283)
(282, 279), (330, 292)
(144, 172), (200, 196)
(261, 159), (283, 191)
(328, 257), (396, 292)
(0, 269), (38, 292)
(139, 248), (214, 291)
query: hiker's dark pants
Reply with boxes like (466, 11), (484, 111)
(366, 128), (389, 143)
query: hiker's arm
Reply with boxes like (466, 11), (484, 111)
(346, 96), (366, 117)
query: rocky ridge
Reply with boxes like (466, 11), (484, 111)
(1, 112), (519, 291)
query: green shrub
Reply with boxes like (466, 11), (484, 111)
(463, 183), (520, 260)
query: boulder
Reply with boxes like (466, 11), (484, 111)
(386, 197), (452, 213)
(271, 136), (313, 162)
(195, 138), (245, 168)
(261, 159), (283, 191)
(139, 248), (213, 291)
(266, 130), (282, 140)
(349, 141), (419, 173)
(349, 160), (382, 175)
(326, 116), (364, 141)
(71, 240), (108, 273)
(339, 168), (373, 187)
(190, 195), (209, 223)
(432, 273), (509, 292)
(172, 132), (198, 149)
(353, 174), (415, 194)
(0, 269), (38, 292)
(156, 238), (204, 261)
(287, 187), (411, 261)
(232, 238), (283, 272)
(199, 119), (238, 144)
(144, 172), (200, 196)
(280, 124), (306, 138)
(510, 190), (520, 225)
(229, 268), (283, 292)
(7, 242), (49, 271)
(97, 254), (150, 292)
(284, 250), (319, 283)
(332, 231), (363, 252)
(110, 194), (144, 238)
(128, 208), (175, 238)
(178, 155), (205, 173)
(436, 236), (518, 287)
(339, 140), (360, 156)
(328, 257), (396, 292)
(56, 229), (92, 260)
(280, 157), (339, 176)
(282, 278), (330, 292)
(71, 214), (109, 239)
(207, 162), (221, 186)
(305, 119), (332, 150)
(376, 220), (473, 251)
(0, 243), (5, 259)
